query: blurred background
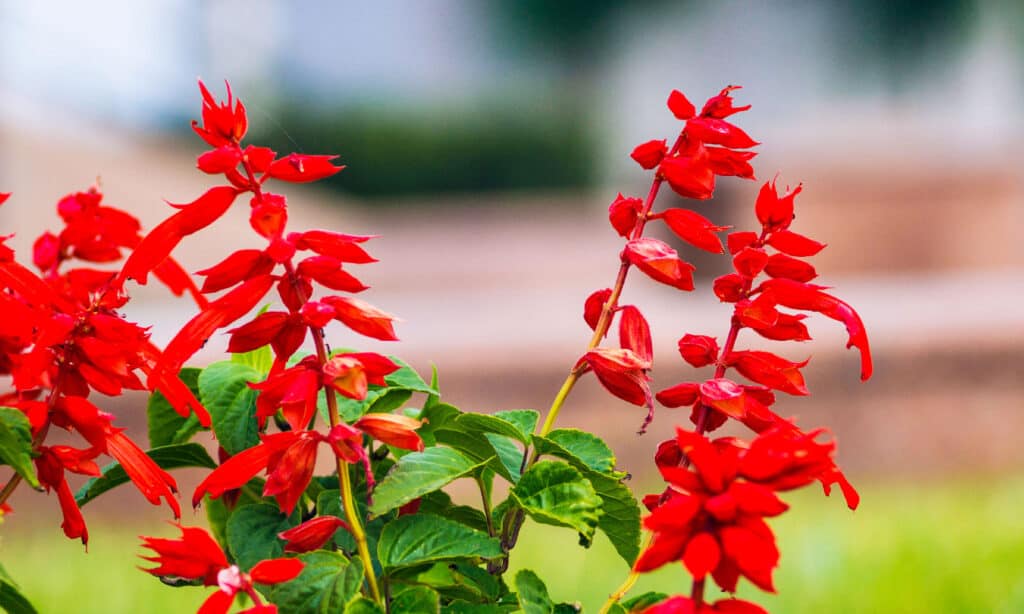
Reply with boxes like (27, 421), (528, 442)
(1, 1), (1022, 612)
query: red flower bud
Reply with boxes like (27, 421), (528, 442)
(354, 413), (424, 452)
(618, 305), (653, 363)
(713, 273), (745, 302)
(764, 253), (817, 282)
(197, 146), (242, 174)
(267, 153), (344, 183)
(580, 347), (652, 408)
(677, 334), (719, 368)
(659, 153), (716, 200)
(623, 238), (695, 291)
(584, 288), (613, 332)
(732, 247), (768, 278)
(608, 194), (643, 238)
(726, 231), (758, 255)
(278, 516), (350, 553)
(658, 208), (728, 254)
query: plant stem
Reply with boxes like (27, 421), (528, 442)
(308, 300), (382, 604)
(476, 475), (495, 537)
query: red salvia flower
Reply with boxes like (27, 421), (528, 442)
(141, 524), (301, 614)
(278, 516), (351, 553)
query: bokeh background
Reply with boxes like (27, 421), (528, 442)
(1, 1), (1022, 612)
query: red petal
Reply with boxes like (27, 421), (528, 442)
(105, 430), (180, 518)
(667, 90), (696, 120)
(250, 558), (304, 584)
(683, 531), (721, 578)
(355, 413), (424, 451)
(583, 288), (612, 331)
(631, 139), (668, 169)
(618, 305), (653, 363)
(685, 117), (758, 149)
(608, 194), (643, 238)
(766, 229), (825, 257)
(289, 230), (376, 263)
(192, 433), (296, 507)
(623, 238), (695, 291)
(764, 253), (817, 282)
(227, 312), (290, 354)
(279, 516), (350, 553)
(677, 334), (719, 368)
(656, 382), (700, 408)
(267, 154), (344, 183)
(121, 186), (238, 285)
(659, 208), (728, 254)
(323, 296), (399, 341)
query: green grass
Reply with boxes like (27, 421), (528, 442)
(2, 478), (1023, 613)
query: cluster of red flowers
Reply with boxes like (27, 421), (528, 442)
(121, 81), (425, 608)
(569, 88), (871, 612)
(0, 186), (211, 544)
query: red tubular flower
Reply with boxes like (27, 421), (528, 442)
(141, 524), (301, 614)
(296, 255), (368, 293)
(659, 150), (716, 200)
(192, 80), (248, 147)
(279, 516), (351, 553)
(196, 249), (275, 294)
(322, 352), (400, 401)
(655, 208), (729, 254)
(120, 186), (239, 286)
(725, 350), (810, 396)
(322, 295), (399, 341)
(105, 430), (181, 518)
(754, 180), (801, 232)
(251, 359), (321, 430)
(267, 154), (345, 183)
(353, 413), (424, 452)
(705, 147), (756, 179)
(35, 445), (101, 544)
(288, 230), (376, 264)
(579, 347), (653, 417)
(623, 238), (696, 291)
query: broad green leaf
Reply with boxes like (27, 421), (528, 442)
(204, 478), (267, 547)
(485, 433), (525, 482)
(345, 598), (385, 614)
(590, 472), (642, 566)
(514, 569), (553, 614)
(146, 367), (204, 448)
(377, 514), (502, 571)
(510, 461), (603, 544)
(382, 356), (434, 393)
(75, 443), (216, 507)
(443, 602), (516, 614)
(407, 562), (501, 603)
(225, 503), (298, 570)
(606, 605), (627, 614)
(0, 563), (37, 614)
(456, 414), (530, 444)
(391, 586), (441, 613)
(417, 403), (462, 446)
(622, 591), (670, 611)
(198, 361), (261, 456)
(0, 408), (38, 489)
(534, 429), (616, 474)
(432, 429), (513, 483)
(553, 606), (581, 614)
(494, 410), (539, 439)
(369, 447), (485, 516)
(265, 551), (363, 613)
(418, 491), (490, 533)
(232, 343), (273, 374)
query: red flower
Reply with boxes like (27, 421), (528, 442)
(141, 524), (301, 614)
(192, 80), (248, 148)
(677, 334), (719, 368)
(623, 238), (696, 291)
(266, 153), (345, 183)
(654, 208), (729, 254)
(618, 305), (653, 363)
(667, 90), (696, 120)
(322, 352), (400, 401)
(194, 416), (422, 514)
(724, 350), (810, 396)
(321, 295), (399, 341)
(641, 596), (767, 614)
(278, 516), (351, 553)
(34, 445), (101, 544)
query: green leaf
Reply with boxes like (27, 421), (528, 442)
(264, 551), (363, 614)
(442, 602), (516, 614)
(510, 461), (603, 544)
(606, 605), (627, 614)
(485, 433), (526, 482)
(198, 361), (261, 456)
(621, 592), (670, 611)
(590, 472), (642, 566)
(418, 491), (490, 533)
(382, 356), (434, 393)
(406, 562), (501, 603)
(75, 443), (216, 507)
(232, 343), (273, 374)
(456, 414), (530, 444)
(432, 429), (514, 483)
(514, 569), (553, 614)
(377, 514), (502, 571)
(345, 598), (385, 614)
(369, 447), (486, 516)
(225, 503), (298, 570)
(146, 367), (204, 448)
(204, 478), (267, 546)
(0, 563), (37, 614)
(0, 408), (38, 489)
(533, 429), (616, 474)
(493, 410), (539, 439)
(391, 586), (441, 613)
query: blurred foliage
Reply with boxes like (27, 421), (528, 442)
(251, 102), (596, 200)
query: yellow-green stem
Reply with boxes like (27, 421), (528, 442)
(312, 325), (382, 603)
